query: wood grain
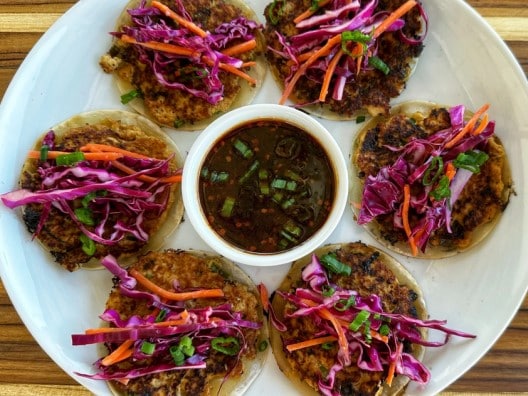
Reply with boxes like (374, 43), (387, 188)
(0, 0), (527, 394)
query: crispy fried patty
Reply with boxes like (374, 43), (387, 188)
(263, 0), (424, 117)
(354, 107), (511, 251)
(106, 250), (263, 396)
(100, 0), (261, 127)
(20, 120), (178, 271)
(276, 243), (421, 395)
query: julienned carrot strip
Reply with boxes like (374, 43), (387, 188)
(28, 150), (123, 161)
(293, 0), (332, 24)
(444, 103), (490, 149)
(110, 160), (182, 184)
(471, 113), (489, 136)
(445, 162), (456, 181)
(80, 143), (150, 160)
(279, 34), (342, 105)
(129, 268), (225, 301)
(201, 57), (257, 85)
(319, 48), (344, 102)
(386, 342), (403, 386)
(151, 0), (208, 38)
(402, 184), (418, 257)
(85, 327), (130, 335)
(286, 335), (337, 352)
(373, 0), (417, 39)
(257, 283), (269, 313)
(101, 339), (134, 366)
(120, 34), (198, 57)
(222, 39), (257, 57)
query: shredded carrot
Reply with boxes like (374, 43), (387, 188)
(28, 150), (123, 161)
(373, 0), (417, 39)
(402, 184), (418, 256)
(101, 339), (134, 366)
(110, 160), (182, 184)
(151, 0), (208, 38)
(386, 342), (403, 386)
(241, 61), (257, 68)
(471, 113), (489, 136)
(279, 34), (342, 105)
(370, 329), (389, 344)
(319, 48), (344, 102)
(293, 0), (332, 24)
(201, 56), (257, 85)
(80, 143), (150, 160)
(257, 283), (269, 313)
(221, 39), (257, 57)
(286, 335), (337, 352)
(445, 162), (456, 181)
(84, 327), (130, 335)
(120, 34), (198, 57)
(444, 103), (490, 149)
(129, 268), (225, 301)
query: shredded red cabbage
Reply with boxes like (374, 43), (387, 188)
(272, 254), (475, 394)
(115, 0), (261, 104)
(357, 104), (495, 253)
(73, 254), (262, 383)
(0, 131), (181, 249)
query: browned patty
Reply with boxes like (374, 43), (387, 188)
(100, 0), (262, 127)
(354, 107), (511, 251)
(273, 242), (422, 395)
(263, 0), (424, 117)
(105, 249), (264, 396)
(20, 120), (179, 271)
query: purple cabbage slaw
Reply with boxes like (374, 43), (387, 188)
(116, 0), (261, 104)
(357, 104), (495, 254)
(0, 130), (181, 249)
(273, 254), (475, 395)
(269, 0), (428, 101)
(72, 255), (262, 381)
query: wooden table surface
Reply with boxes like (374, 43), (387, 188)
(1, 0), (527, 394)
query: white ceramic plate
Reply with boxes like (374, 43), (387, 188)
(0, 0), (527, 395)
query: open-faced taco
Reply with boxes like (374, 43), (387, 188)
(269, 242), (475, 395)
(100, 0), (266, 130)
(263, 0), (427, 120)
(0, 110), (184, 271)
(351, 101), (513, 258)
(72, 249), (269, 396)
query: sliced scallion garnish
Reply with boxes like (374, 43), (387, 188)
(211, 336), (240, 356)
(349, 310), (370, 332)
(56, 151), (85, 166)
(320, 253), (351, 276)
(368, 56), (390, 75)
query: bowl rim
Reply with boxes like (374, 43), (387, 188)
(182, 104), (349, 266)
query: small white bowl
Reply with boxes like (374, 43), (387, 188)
(182, 104), (348, 266)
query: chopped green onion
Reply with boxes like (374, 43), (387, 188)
(271, 178), (287, 189)
(211, 336), (240, 356)
(259, 169), (269, 180)
(333, 295), (356, 311)
(201, 167), (210, 179)
(322, 285), (335, 297)
(356, 115), (366, 124)
(40, 145), (49, 161)
(320, 253), (351, 276)
(233, 138), (253, 159)
(210, 171), (230, 183)
(74, 207), (95, 226)
(283, 220), (302, 237)
(140, 341), (156, 355)
(349, 310), (370, 332)
(120, 89), (141, 104)
(220, 196), (236, 218)
(155, 309), (168, 322)
(280, 230), (298, 244)
(284, 169), (302, 182)
(238, 160), (259, 184)
(379, 324), (390, 336)
(258, 340), (268, 352)
(272, 191), (284, 204)
(321, 342), (334, 350)
(363, 319), (372, 343)
(173, 119), (185, 128)
(422, 156), (444, 186)
(453, 150), (489, 173)
(341, 30), (371, 56)
(430, 175), (451, 201)
(260, 180), (270, 195)
(285, 180), (297, 191)
(80, 234), (96, 256)
(368, 56), (390, 75)
(56, 151), (85, 166)
(179, 336), (195, 357)
(170, 345), (185, 365)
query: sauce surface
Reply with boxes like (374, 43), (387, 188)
(199, 120), (335, 253)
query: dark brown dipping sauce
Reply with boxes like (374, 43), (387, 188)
(199, 119), (335, 253)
